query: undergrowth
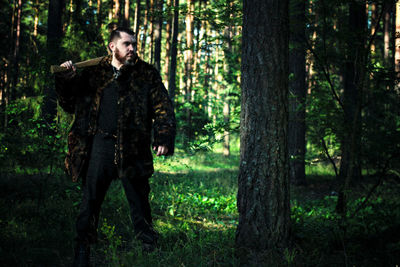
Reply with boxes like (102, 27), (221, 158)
(0, 148), (399, 266)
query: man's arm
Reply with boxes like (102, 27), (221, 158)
(149, 68), (176, 156)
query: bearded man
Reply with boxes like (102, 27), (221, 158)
(55, 27), (176, 266)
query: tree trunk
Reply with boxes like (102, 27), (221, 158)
(168, 0), (179, 105)
(34, 0), (39, 37)
(97, 0), (102, 27)
(236, 0), (290, 261)
(396, 3), (400, 75)
(163, 0), (172, 86)
(184, 0), (194, 142)
(337, 0), (366, 213)
(114, 0), (121, 21)
(123, 0), (130, 27)
(384, 3), (391, 63)
(141, 0), (150, 59)
(223, 1), (233, 157)
(46, 0), (64, 123)
(149, 0), (155, 63)
(153, 0), (163, 71)
(11, 0), (22, 102)
(288, 0), (306, 185)
(134, 0), (141, 41)
(370, 2), (378, 53)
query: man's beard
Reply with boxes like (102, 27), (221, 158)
(115, 47), (137, 66)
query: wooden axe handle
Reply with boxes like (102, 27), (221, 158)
(50, 56), (105, 74)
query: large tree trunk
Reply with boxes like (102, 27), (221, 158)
(236, 0), (290, 261)
(153, 0), (163, 71)
(337, 0), (366, 213)
(168, 0), (179, 105)
(288, 0), (306, 185)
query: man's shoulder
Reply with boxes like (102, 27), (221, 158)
(135, 59), (158, 74)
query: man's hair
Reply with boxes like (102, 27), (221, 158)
(109, 27), (136, 43)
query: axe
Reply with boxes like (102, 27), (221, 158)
(50, 56), (105, 74)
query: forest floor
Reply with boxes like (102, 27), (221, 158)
(1, 148), (400, 266)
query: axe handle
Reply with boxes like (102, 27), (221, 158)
(50, 56), (105, 74)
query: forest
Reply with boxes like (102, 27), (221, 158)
(1, 0), (400, 266)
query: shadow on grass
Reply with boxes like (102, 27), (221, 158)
(1, 166), (399, 266)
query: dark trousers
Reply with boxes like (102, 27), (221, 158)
(76, 134), (155, 244)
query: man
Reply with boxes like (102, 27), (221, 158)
(55, 27), (176, 266)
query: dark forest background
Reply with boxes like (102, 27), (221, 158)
(0, 0), (400, 266)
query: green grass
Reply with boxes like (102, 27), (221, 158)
(1, 148), (399, 266)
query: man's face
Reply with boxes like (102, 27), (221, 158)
(109, 32), (137, 65)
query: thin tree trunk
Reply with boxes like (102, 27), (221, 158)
(168, 0), (179, 105)
(123, 0), (130, 27)
(384, 3), (391, 63)
(33, 0), (39, 37)
(223, 0), (233, 157)
(11, 0), (22, 102)
(149, 0), (155, 63)
(97, 0), (102, 28)
(288, 0), (306, 185)
(236, 0), (290, 260)
(184, 0), (194, 142)
(114, 0), (121, 21)
(134, 0), (141, 40)
(141, 0), (150, 59)
(153, 0), (163, 71)
(46, 0), (64, 123)
(163, 0), (172, 86)
(370, 2), (378, 53)
(396, 2), (400, 76)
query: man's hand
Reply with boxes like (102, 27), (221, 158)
(59, 60), (77, 80)
(153, 145), (168, 156)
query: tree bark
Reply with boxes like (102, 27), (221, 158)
(223, 0), (233, 157)
(370, 2), (378, 53)
(46, 0), (64, 123)
(113, 0), (121, 21)
(337, 0), (366, 213)
(163, 0), (172, 86)
(288, 0), (306, 185)
(123, 0), (130, 27)
(141, 0), (150, 60)
(184, 0), (194, 142)
(236, 0), (290, 261)
(134, 0), (141, 41)
(396, 2), (400, 76)
(11, 0), (22, 102)
(153, 0), (163, 71)
(384, 3), (391, 63)
(149, 0), (155, 63)
(168, 0), (179, 105)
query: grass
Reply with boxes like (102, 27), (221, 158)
(1, 147), (399, 266)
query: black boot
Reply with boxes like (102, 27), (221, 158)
(73, 242), (90, 267)
(138, 227), (159, 253)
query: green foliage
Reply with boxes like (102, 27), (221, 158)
(0, 98), (68, 173)
(1, 151), (399, 266)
